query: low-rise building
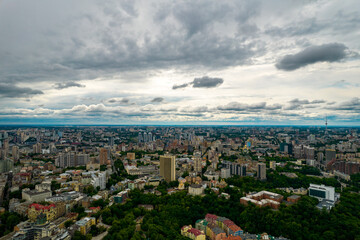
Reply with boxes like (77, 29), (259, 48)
(240, 191), (283, 209)
(287, 195), (301, 203)
(28, 203), (57, 223)
(22, 189), (52, 202)
(188, 184), (204, 196)
(181, 225), (206, 240)
(75, 217), (96, 235)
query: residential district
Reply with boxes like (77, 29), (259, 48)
(0, 126), (359, 240)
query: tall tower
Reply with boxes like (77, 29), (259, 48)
(160, 155), (176, 182)
(257, 163), (266, 181)
(325, 116), (328, 136)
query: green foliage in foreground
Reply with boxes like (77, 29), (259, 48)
(101, 186), (360, 240)
(0, 212), (25, 237)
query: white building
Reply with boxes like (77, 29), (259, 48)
(308, 184), (337, 201)
(90, 172), (107, 190)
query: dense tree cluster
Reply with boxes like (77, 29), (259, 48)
(0, 212), (24, 237)
(100, 184), (360, 240)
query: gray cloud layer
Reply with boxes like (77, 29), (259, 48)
(54, 81), (85, 89)
(173, 76), (224, 90)
(276, 43), (348, 71)
(0, 84), (43, 98)
(151, 97), (164, 103)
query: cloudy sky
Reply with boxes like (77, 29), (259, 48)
(0, 0), (359, 125)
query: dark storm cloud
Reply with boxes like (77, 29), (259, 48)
(54, 81), (85, 89)
(0, 0), (264, 85)
(173, 76), (224, 90)
(0, 84), (43, 98)
(151, 97), (164, 103)
(192, 76), (224, 88)
(276, 43), (348, 71)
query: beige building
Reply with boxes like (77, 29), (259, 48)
(160, 155), (176, 182)
(127, 152), (136, 160)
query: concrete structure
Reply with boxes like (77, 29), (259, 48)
(160, 155), (176, 182)
(22, 189), (52, 202)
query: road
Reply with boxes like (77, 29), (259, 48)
(92, 231), (108, 240)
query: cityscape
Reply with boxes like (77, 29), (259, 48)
(1, 0), (360, 240)
(0, 126), (359, 239)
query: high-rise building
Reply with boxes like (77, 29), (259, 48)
(304, 146), (315, 160)
(257, 163), (266, 180)
(193, 156), (202, 173)
(12, 146), (19, 162)
(33, 143), (42, 154)
(160, 155), (176, 182)
(222, 160), (246, 176)
(108, 137), (114, 146)
(77, 154), (90, 166)
(99, 148), (108, 165)
(325, 149), (336, 163)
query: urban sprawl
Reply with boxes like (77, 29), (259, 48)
(0, 126), (359, 240)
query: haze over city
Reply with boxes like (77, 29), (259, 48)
(1, 0), (360, 125)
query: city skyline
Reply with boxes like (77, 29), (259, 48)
(1, 0), (360, 125)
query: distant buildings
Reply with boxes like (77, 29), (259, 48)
(160, 155), (176, 182)
(55, 152), (90, 168)
(222, 161), (246, 177)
